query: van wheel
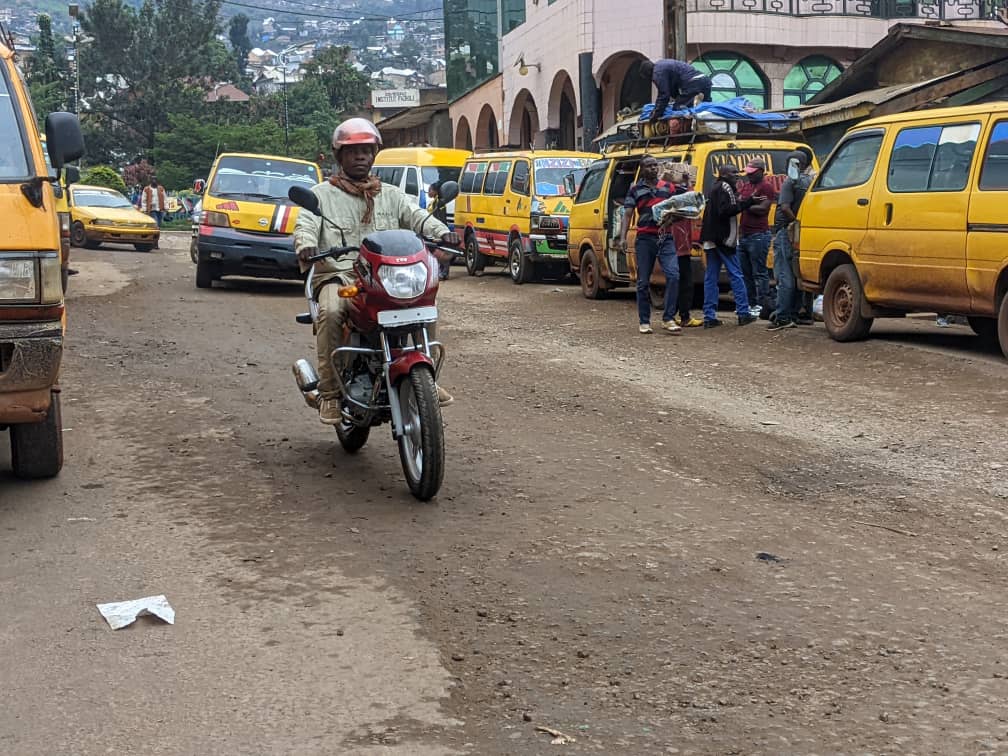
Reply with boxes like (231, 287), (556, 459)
(998, 293), (1008, 360)
(823, 263), (873, 342)
(10, 392), (63, 479)
(968, 316), (998, 344)
(580, 248), (605, 299)
(195, 259), (217, 289)
(464, 235), (486, 276)
(509, 237), (533, 284)
(70, 221), (87, 247)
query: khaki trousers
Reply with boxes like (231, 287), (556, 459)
(314, 271), (354, 400)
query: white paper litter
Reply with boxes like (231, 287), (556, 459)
(96, 595), (175, 630)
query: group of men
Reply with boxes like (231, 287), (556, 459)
(621, 147), (816, 333)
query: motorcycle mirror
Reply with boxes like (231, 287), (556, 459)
(437, 180), (459, 204)
(288, 186), (321, 216)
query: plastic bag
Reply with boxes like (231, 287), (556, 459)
(654, 191), (706, 225)
(812, 294), (824, 321)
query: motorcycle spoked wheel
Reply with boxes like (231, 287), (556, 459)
(396, 365), (444, 501)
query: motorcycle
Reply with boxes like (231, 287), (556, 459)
(288, 181), (461, 501)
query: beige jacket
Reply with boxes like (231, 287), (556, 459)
(293, 180), (450, 277)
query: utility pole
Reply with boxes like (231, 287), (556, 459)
(663, 0), (688, 60)
(281, 53), (289, 155)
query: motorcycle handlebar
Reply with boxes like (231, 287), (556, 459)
(307, 238), (460, 264)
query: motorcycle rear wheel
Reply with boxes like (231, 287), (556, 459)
(396, 365), (444, 501)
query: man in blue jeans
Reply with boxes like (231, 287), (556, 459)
(769, 149), (814, 330)
(699, 164), (759, 328)
(736, 158), (777, 318)
(617, 155), (681, 334)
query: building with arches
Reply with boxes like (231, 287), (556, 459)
(445, 0), (1004, 151)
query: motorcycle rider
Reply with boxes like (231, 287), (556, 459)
(294, 118), (460, 425)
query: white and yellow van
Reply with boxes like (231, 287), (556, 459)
(372, 146), (470, 225)
(194, 152), (322, 288)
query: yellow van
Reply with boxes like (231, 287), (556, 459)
(795, 102), (1008, 359)
(454, 150), (596, 283)
(194, 152), (322, 288)
(568, 136), (816, 300)
(40, 137), (79, 291)
(1, 40), (83, 477)
(373, 146), (470, 224)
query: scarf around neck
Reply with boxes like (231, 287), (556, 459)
(330, 172), (383, 224)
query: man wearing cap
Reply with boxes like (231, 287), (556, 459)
(736, 158), (777, 318)
(699, 164), (759, 328)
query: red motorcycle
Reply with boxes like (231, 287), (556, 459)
(288, 183), (460, 500)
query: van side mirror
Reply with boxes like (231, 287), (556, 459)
(437, 180), (459, 204)
(563, 173), (576, 196)
(44, 112), (85, 170)
(194, 178), (206, 193)
(64, 165), (81, 186)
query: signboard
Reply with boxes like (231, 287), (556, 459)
(372, 89), (421, 108)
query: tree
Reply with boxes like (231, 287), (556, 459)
(228, 14), (253, 75)
(81, 165), (128, 194)
(123, 159), (156, 188)
(399, 34), (421, 63)
(78, 0), (226, 157)
(302, 45), (369, 115)
(26, 15), (67, 125)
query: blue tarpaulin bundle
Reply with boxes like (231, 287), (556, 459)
(639, 97), (796, 129)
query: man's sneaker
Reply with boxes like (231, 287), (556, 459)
(318, 397), (342, 425)
(749, 305), (762, 317)
(767, 319), (797, 331)
(795, 314), (813, 325)
(738, 314), (757, 326)
(639, 323), (653, 334)
(936, 315), (951, 328)
(436, 385), (454, 406)
(660, 320), (682, 334)
(677, 315), (704, 327)
(703, 319), (723, 329)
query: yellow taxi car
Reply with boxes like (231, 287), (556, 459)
(1, 38), (83, 478)
(40, 137), (79, 289)
(194, 152), (322, 288)
(69, 184), (160, 251)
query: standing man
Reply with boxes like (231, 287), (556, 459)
(658, 165), (703, 328)
(699, 164), (759, 328)
(427, 180), (452, 281)
(736, 158), (777, 318)
(141, 176), (167, 248)
(294, 118), (459, 424)
(638, 58), (712, 122)
(618, 155), (681, 335)
(769, 149), (814, 330)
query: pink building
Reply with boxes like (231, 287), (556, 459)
(447, 0), (1003, 151)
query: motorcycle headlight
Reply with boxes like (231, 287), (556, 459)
(377, 261), (428, 300)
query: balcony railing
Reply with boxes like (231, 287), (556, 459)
(689, 0), (1005, 19)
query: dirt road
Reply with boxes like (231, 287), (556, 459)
(2, 234), (1006, 754)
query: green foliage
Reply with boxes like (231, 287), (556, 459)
(26, 14), (68, 125)
(78, 0), (225, 157)
(81, 164), (127, 193)
(228, 14), (252, 74)
(301, 45), (369, 116)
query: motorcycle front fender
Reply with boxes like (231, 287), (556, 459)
(388, 350), (435, 386)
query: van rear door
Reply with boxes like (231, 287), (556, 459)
(967, 119), (1008, 316)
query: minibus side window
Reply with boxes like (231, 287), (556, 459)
(460, 161), (488, 193)
(484, 160), (512, 195)
(979, 121), (1008, 191)
(888, 123), (980, 193)
(575, 165), (607, 204)
(404, 167), (419, 197)
(511, 160), (531, 195)
(814, 134), (884, 191)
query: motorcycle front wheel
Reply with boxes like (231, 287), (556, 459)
(396, 365), (444, 501)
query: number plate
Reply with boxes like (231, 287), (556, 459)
(377, 306), (438, 327)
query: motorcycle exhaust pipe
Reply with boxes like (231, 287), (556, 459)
(292, 359), (320, 393)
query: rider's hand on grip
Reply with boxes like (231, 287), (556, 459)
(297, 246), (317, 264)
(440, 232), (461, 247)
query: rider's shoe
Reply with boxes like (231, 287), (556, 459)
(318, 397), (342, 425)
(436, 385), (454, 406)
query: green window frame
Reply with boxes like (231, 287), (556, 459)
(784, 56), (843, 109)
(691, 53), (769, 110)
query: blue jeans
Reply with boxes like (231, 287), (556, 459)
(150, 210), (164, 227)
(702, 245), (750, 322)
(773, 227), (798, 322)
(738, 230), (771, 310)
(635, 233), (679, 324)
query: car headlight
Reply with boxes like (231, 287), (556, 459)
(0, 259), (37, 300)
(377, 262), (428, 300)
(92, 218), (115, 226)
(203, 210), (230, 228)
